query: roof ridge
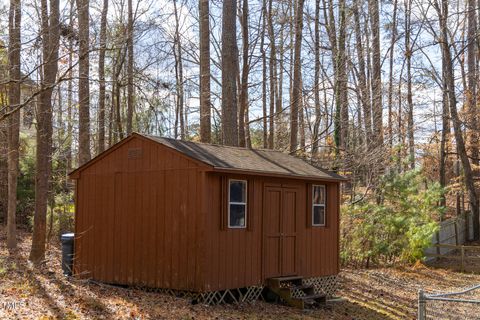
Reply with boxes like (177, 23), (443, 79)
(143, 133), (288, 153)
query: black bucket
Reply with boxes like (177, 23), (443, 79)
(61, 233), (75, 276)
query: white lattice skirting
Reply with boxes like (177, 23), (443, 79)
(141, 275), (338, 305)
(292, 275), (338, 299)
(304, 275), (338, 297)
(153, 286), (264, 305)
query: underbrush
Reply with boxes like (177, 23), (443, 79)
(341, 168), (444, 267)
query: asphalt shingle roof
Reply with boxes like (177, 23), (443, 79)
(143, 134), (345, 181)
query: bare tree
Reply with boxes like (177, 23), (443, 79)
(312, 0), (321, 155)
(435, 0), (479, 240)
(97, 0), (108, 153)
(353, 0), (372, 148)
(77, 0), (91, 165)
(267, 0), (276, 149)
(221, 0), (239, 146)
(7, 0), (21, 250)
(290, 0), (305, 153)
(467, 0), (478, 165)
(30, 0), (60, 263)
(369, 0), (383, 146)
(173, 0), (185, 140)
(199, 0), (211, 143)
(387, 0), (398, 149)
(126, 0), (134, 135)
(405, 0), (415, 168)
(238, 0), (249, 147)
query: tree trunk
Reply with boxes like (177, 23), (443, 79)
(467, 0), (478, 165)
(66, 0), (74, 171)
(221, 0), (239, 146)
(299, 78), (305, 150)
(439, 53), (450, 207)
(353, 0), (372, 148)
(7, 0), (21, 250)
(77, 0), (91, 165)
(312, 0), (321, 155)
(173, 0), (185, 140)
(369, 0), (383, 146)
(276, 8), (284, 146)
(290, 0), (304, 153)
(267, 0), (276, 149)
(199, 0), (211, 143)
(238, 0), (249, 147)
(0, 111), (7, 224)
(113, 45), (126, 142)
(97, 0), (108, 153)
(405, 0), (415, 168)
(337, 0), (348, 151)
(30, 0), (59, 264)
(436, 0), (479, 240)
(126, 0), (134, 134)
(387, 0), (398, 149)
(260, 0), (267, 149)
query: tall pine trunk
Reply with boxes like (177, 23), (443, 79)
(436, 0), (479, 240)
(267, 0), (276, 149)
(467, 0), (478, 165)
(290, 0), (305, 153)
(30, 0), (59, 263)
(369, 0), (383, 146)
(221, 0), (239, 146)
(387, 0), (398, 149)
(173, 0), (185, 139)
(199, 0), (211, 143)
(7, 0), (21, 250)
(97, 0), (108, 153)
(405, 0), (415, 168)
(312, 0), (321, 155)
(238, 0), (249, 147)
(126, 0), (134, 134)
(353, 0), (372, 148)
(78, 0), (91, 165)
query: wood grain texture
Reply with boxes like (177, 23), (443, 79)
(73, 136), (340, 292)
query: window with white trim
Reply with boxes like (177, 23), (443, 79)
(312, 185), (326, 226)
(228, 180), (247, 228)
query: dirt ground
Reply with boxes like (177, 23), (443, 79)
(2, 227), (480, 319)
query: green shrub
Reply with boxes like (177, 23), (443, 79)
(341, 168), (443, 266)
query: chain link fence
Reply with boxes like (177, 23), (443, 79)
(418, 285), (480, 319)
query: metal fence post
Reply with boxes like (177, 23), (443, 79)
(418, 289), (427, 320)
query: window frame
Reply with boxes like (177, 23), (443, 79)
(228, 179), (248, 229)
(312, 184), (326, 227)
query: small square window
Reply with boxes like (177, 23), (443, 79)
(312, 185), (326, 226)
(228, 180), (247, 228)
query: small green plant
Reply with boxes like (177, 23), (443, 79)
(341, 168), (443, 266)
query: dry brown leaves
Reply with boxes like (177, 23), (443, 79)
(2, 226), (480, 319)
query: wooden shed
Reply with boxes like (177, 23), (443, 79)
(70, 133), (345, 305)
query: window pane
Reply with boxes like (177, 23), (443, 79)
(313, 206), (325, 226)
(230, 181), (246, 203)
(313, 185), (325, 205)
(230, 204), (246, 227)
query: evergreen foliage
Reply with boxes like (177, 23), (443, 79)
(341, 168), (444, 266)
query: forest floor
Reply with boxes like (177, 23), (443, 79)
(2, 227), (480, 320)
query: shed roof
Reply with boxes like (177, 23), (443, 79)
(142, 134), (345, 181)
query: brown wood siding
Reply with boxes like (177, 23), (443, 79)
(202, 174), (339, 292)
(73, 135), (340, 293)
(74, 137), (207, 291)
